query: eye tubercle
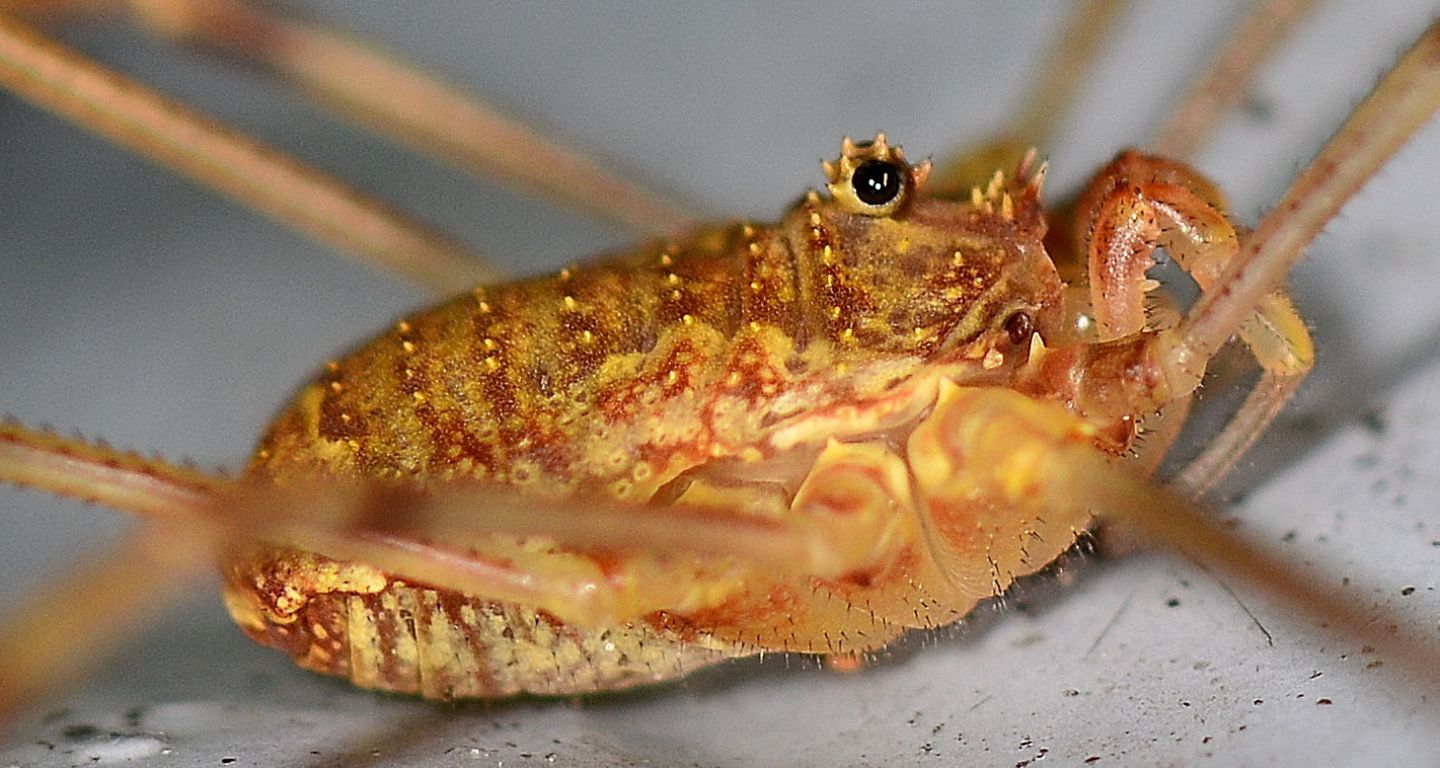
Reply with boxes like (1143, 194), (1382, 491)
(821, 133), (931, 217)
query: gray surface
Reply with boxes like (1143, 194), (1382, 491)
(1, 2), (1439, 766)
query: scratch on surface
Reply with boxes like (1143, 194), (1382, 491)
(1085, 593), (1134, 659)
(1208, 568), (1275, 647)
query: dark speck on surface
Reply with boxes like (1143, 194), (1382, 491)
(1358, 406), (1388, 435)
(60, 724), (101, 741)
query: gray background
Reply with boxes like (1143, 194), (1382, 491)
(2, 2), (1440, 765)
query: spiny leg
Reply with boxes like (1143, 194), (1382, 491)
(0, 424), (247, 723)
(1060, 0), (1337, 495)
(0, 11), (497, 292)
(0, 423), (872, 609)
(221, 477), (880, 628)
(0, 423), (881, 718)
(7, 384), (1436, 721)
(1141, 0), (1324, 493)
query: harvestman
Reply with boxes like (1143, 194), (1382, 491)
(0, 0), (1436, 736)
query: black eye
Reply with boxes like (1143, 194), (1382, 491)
(1004, 311), (1034, 345)
(852, 160), (904, 207)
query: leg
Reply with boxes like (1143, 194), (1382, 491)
(1181, 22), (1440, 362)
(0, 421), (888, 716)
(5, 0), (699, 237)
(913, 384), (1440, 689)
(930, 0), (1318, 197)
(0, 525), (214, 728)
(1173, 368), (1305, 496)
(0, 420), (220, 518)
(0, 13), (497, 292)
(1150, 0), (1323, 161)
(222, 476), (885, 627)
(1069, 151), (1315, 492)
(1152, 22), (1440, 486)
(926, 0), (1129, 198)
(125, 0), (700, 236)
(0, 422), (876, 620)
(1030, 25), (1438, 482)
(0, 0), (122, 25)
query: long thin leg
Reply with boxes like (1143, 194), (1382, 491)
(224, 479), (875, 626)
(1173, 370), (1304, 495)
(126, 0), (701, 235)
(926, 0), (1129, 197)
(0, 12), (500, 292)
(0, 421), (220, 518)
(12, 390), (1440, 718)
(0, 421), (888, 717)
(0, 422), (859, 587)
(934, 0), (1320, 198)
(0, 525), (214, 729)
(1179, 22), (1440, 363)
(0, 420), (875, 649)
(1150, 0), (1323, 161)
(1006, 0), (1129, 156)
(1052, 19), (1439, 422)
(4, 0), (700, 236)
(0, 0), (120, 25)
(923, 386), (1440, 689)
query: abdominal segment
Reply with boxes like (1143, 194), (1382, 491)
(222, 556), (739, 699)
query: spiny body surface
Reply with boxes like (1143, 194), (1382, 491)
(223, 139), (1131, 699)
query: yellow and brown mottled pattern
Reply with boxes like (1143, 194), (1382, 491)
(232, 149), (1067, 697)
(222, 552), (737, 698)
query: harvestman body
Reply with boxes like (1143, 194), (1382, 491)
(0, 1), (1437, 745)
